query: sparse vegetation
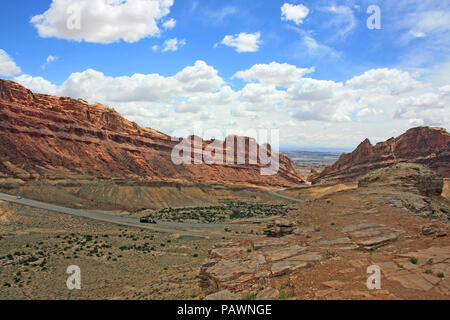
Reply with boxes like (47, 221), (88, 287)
(140, 202), (288, 224)
(409, 257), (418, 265)
(279, 290), (295, 300)
(242, 293), (257, 300)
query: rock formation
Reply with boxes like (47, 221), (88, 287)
(263, 219), (294, 237)
(358, 163), (449, 221)
(0, 79), (304, 187)
(358, 163), (444, 197)
(309, 127), (450, 184)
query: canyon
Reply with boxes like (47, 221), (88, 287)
(0, 79), (303, 189)
(309, 127), (450, 184)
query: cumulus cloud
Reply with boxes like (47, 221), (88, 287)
(218, 32), (262, 53)
(234, 62), (315, 87)
(12, 61), (449, 147)
(346, 68), (421, 94)
(162, 38), (186, 52)
(281, 3), (309, 25)
(13, 74), (59, 95)
(30, 0), (174, 44)
(0, 49), (21, 77)
(15, 60), (223, 103)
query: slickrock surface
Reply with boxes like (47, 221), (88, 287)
(0, 79), (303, 187)
(309, 127), (450, 184)
(200, 164), (450, 300)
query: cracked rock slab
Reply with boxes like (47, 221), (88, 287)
(271, 260), (308, 277)
(342, 223), (383, 233)
(263, 245), (307, 262)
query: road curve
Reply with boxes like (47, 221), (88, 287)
(268, 188), (305, 203)
(0, 192), (232, 234)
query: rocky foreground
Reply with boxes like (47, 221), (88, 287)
(0, 79), (302, 187)
(309, 127), (450, 184)
(200, 164), (450, 300)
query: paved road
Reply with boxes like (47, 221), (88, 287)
(0, 192), (232, 234)
(268, 188), (305, 203)
(0, 189), (304, 233)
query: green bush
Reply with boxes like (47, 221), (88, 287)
(242, 293), (257, 300)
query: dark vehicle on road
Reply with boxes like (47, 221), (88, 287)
(140, 217), (157, 224)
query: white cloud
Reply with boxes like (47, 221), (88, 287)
(13, 74), (59, 94)
(152, 45), (159, 52)
(162, 38), (186, 52)
(11, 61), (449, 147)
(398, 93), (443, 109)
(42, 55), (58, 69)
(15, 60), (223, 103)
(219, 32), (262, 53)
(281, 3), (309, 25)
(388, 1), (450, 68)
(346, 68), (422, 96)
(408, 10), (450, 34)
(162, 18), (176, 29)
(323, 5), (356, 37)
(357, 108), (383, 120)
(30, 0), (174, 44)
(234, 62), (315, 87)
(303, 35), (339, 58)
(0, 49), (21, 77)
(410, 30), (426, 38)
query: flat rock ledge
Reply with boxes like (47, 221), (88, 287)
(199, 238), (322, 297)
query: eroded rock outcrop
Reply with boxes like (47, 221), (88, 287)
(199, 238), (321, 295)
(263, 219), (294, 237)
(359, 163), (449, 221)
(309, 127), (450, 184)
(358, 163), (444, 196)
(0, 79), (303, 187)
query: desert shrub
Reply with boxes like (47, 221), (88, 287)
(242, 293), (257, 300)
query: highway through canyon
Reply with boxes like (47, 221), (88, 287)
(0, 189), (304, 234)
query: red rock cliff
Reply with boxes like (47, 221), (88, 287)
(309, 127), (450, 184)
(0, 79), (303, 187)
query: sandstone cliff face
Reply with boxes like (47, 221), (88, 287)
(309, 127), (450, 184)
(0, 79), (303, 187)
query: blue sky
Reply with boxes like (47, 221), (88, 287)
(0, 0), (449, 148)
